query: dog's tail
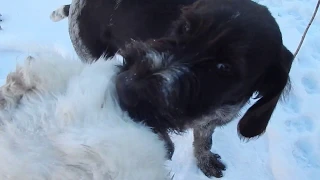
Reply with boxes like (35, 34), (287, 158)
(50, 4), (70, 22)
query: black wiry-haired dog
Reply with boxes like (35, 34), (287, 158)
(115, 0), (294, 178)
(50, 0), (197, 62)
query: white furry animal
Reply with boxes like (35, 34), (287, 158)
(0, 51), (169, 180)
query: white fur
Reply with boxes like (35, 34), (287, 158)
(0, 51), (169, 180)
(50, 5), (68, 22)
(145, 51), (165, 70)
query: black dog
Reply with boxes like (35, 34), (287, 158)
(115, 0), (294, 178)
(50, 0), (197, 62)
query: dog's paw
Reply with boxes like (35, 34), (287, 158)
(50, 10), (63, 22)
(197, 152), (226, 178)
(0, 65), (33, 109)
(6, 56), (35, 91)
(50, 6), (68, 22)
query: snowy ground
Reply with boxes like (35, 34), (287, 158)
(0, 0), (319, 179)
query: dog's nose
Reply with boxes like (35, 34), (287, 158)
(115, 72), (139, 107)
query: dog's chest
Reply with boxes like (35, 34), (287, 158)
(191, 103), (244, 128)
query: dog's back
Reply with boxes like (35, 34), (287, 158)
(52, 0), (197, 62)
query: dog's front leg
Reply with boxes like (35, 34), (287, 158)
(193, 122), (226, 178)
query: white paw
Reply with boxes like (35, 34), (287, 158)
(50, 6), (67, 22)
(0, 56), (37, 109)
(0, 71), (30, 109)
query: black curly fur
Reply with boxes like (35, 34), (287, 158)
(115, 0), (294, 178)
(53, 0), (197, 62)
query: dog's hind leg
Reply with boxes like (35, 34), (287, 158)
(50, 4), (70, 22)
(193, 121), (226, 178)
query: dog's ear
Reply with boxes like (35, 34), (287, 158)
(237, 45), (294, 139)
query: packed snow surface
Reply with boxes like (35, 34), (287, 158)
(0, 0), (319, 179)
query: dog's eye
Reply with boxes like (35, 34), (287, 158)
(121, 56), (136, 70)
(216, 63), (232, 72)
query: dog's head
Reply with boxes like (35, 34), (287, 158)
(115, 0), (294, 137)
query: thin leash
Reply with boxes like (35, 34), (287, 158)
(293, 0), (320, 59)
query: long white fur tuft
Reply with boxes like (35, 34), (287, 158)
(0, 51), (170, 180)
(50, 5), (69, 22)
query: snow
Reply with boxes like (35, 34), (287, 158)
(0, 0), (319, 179)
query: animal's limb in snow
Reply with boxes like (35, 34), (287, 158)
(0, 53), (84, 109)
(193, 121), (226, 178)
(0, 56), (36, 109)
(50, 5), (70, 22)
